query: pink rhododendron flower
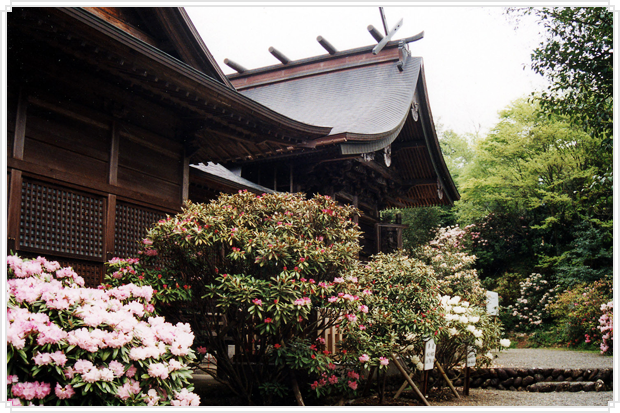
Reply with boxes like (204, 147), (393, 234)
(54, 383), (75, 399)
(379, 357), (389, 366)
(197, 346), (207, 355)
(148, 363), (169, 379)
(348, 380), (358, 390)
(252, 298), (262, 306)
(358, 354), (370, 363)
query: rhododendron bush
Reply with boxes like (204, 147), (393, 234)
(144, 191), (363, 404)
(434, 295), (508, 372)
(6, 255), (199, 406)
(413, 226), (508, 371)
(509, 273), (558, 332)
(414, 225), (486, 307)
(336, 252), (445, 399)
(598, 301), (613, 355)
(338, 252), (444, 361)
(548, 277), (612, 352)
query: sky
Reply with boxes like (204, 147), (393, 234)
(186, 6), (548, 137)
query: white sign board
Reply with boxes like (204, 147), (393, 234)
(423, 339), (436, 371)
(486, 291), (499, 315)
(466, 346), (476, 367)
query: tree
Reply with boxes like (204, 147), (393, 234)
(144, 191), (363, 404)
(511, 7), (613, 144)
(456, 99), (611, 285)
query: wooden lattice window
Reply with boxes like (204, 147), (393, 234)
(19, 180), (105, 259)
(114, 202), (166, 258)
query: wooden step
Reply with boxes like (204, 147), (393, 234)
(527, 380), (607, 393)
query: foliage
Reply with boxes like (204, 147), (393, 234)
(455, 99), (611, 285)
(6, 255), (199, 406)
(434, 295), (509, 372)
(103, 256), (192, 318)
(413, 225), (486, 307)
(337, 251), (444, 364)
(548, 277), (612, 351)
(507, 273), (558, 332)
(269, 337), (361, 402)
(382, 206), (456, 251)
(145, 191), (362, 404)
(510, 7), (613, 143)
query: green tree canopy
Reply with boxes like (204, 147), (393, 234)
(511, 7), (613, 143)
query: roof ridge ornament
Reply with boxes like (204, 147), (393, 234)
(397, 41), (411, 72)
(372, 17), (403, 55)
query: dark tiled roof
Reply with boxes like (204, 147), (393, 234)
(191, 162), (275, 194)
(237, 57), (421, 138)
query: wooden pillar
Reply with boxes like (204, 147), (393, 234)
(105, 194), (117, 261)
(8, 90), (27, 253)
(182, 149), (190, 202)
(105, 121), (120, 261)
(289, 164), (294, 193)
(273, 165), (277, 191)
(352, 195), (359, 224)
(12, 89), (27, 160)
(7, 170), (23, 253)
(109, 121), (119, 185)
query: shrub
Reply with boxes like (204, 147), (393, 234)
(434, 295), (509, 372)
(145, 191), (362, 404)
(336, 251), (444, 400)
(103, 256), (193, 321)
(413, 225), (486, 307)
(337, 252), (444, 362)
(507, 273), (558, 332)
(412, 226), (509, 371)
(598, 302), (613, 355)
(6, 255), (199, 406)
(548, 277), (612, 350)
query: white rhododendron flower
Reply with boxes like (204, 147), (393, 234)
(500, 339), (511, 347)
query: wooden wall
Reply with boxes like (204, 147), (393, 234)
(7, 84), (186, 286)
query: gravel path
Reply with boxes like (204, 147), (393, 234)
(492, 348), (613, 370)
(431, 348), (614, 407)
(431, 388), (614, 407)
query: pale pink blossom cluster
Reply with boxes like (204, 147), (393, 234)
(7, 255), (84, 286)
(117, 379), (141, 401)
(293, 297), (312, 306)
(7, 255), (199, 406)
(7, 308), (67, 349)
(11, 381), (51, 400)
(34, 351), (67, 367)
(170, 389), (200, 406)
(598, 301), (613, 354)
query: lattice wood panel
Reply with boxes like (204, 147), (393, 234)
(20, 180), (105, 259)
(114, 202), (166, 258)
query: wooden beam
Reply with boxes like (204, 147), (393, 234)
(392, 140), (426, 152)
(109, 120), (120, 185)
(105, 194), (117, 261)
(7, 169), (23, 251)
(7, 158), (181, 213)
(182, 149), (190, 202)
(12, 89), (27, 160)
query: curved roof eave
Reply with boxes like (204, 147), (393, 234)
(415, 64), (460, 203)
(58, 7), (332, 140)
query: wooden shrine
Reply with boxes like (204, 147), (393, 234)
(6, 7), (458, 284)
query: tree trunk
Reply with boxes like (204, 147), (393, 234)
(289, 369), (305, 406)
